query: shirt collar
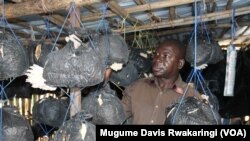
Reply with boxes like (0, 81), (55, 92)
(153, 75), (185, 93)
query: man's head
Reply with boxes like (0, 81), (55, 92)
(152, 39), (185, 78)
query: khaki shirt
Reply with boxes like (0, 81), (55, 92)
(122, 75), (199, 125)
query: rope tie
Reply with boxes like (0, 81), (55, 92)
(171, 0), (220, 125)
(120, 14), (129, 39)
(133, 19), (139, 30)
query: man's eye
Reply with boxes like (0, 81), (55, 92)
(163, 54), (168, 58)
(152, 53), (159, 57)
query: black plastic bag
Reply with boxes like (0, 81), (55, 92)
(4, 76), (32, 99)
(43, 41), (105, 87)
(32, 97), (69, 128)
(53, 112), (96, 141)
(92, 33), (130, 67)
(110, 62), (139, 87)
(165, 97), (221, 125)
(0, 31), (29, 80)
(29, 42), (55, 67)
(81, 85), (126, 125)
(2, 106), (34, 141)
(129, 48), (152, 73)
(186, 33), (224, 67)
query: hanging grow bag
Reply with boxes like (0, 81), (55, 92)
(81, 85), (126, 125)
(53, 112), (96, 141)
(92, 33), (130, 67)
(2, 106), (34, 141)
(43, 40), (105, 87)
(165, 97), (221, 125)
(186, 33), (224, 67)
(0, 31), (29, 80)
(32, 97), (69, 128)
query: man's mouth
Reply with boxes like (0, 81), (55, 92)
(153, 67), (162, 73)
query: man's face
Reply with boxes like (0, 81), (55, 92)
(152, 45), (183, 78)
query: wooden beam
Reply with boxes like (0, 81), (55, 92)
(218, 35), (250, 46)
(169, 7), (176, 20)
(226, 0), (233, 10)
(10, 0), (32, 2)
(0, 0), (101, 19)
(69, 5), (81, 117)
(157, 24), (230, 36)
(159, 22), (250, 36)
(21, 36), (66, 45)
(239, 26), (250, 36)
(219, 0), (234, 38)
(211, 0), (217, 12)
(84, 5), (98, 13)
(206, 0), (214, 13)
(82, 0), (200, 21)
(42, 14), (70, 27)
(124, 21), (250, 41)
(134, 0), (161, 23)
(114, 6), (250, 33)
(9, 18), (44, 33)
(108, 1), (143, 25)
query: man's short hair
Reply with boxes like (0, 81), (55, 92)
(158, 39), (186, 59)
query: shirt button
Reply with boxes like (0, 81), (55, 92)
(155, 105), (159, 108)
(150, 120), (154, 123)
(159, 92), (163, 95)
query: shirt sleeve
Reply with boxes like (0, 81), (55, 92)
(121, 86), (133, 121)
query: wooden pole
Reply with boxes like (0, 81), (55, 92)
(113, 6), (250, 33)
(69, 3), (81, 118)
(70, 87), (81, 117)
(108, 1), (143, 25)
(82, 0), (200, 21)
(0, 0), (101, 19)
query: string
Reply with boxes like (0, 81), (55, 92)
(121, 14), (129, 40)
(70, 2), (96, 49)
(51, 4), (73, 52)
(0, 0), (28, 66)
(172, 0), (219, 124)
(230, 8), (236, 49)
(96, 2), (109, 32)
(95, 2), (110, 67)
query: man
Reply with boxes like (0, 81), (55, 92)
(122, 39), (199, 124)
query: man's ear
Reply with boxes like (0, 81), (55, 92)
(178, 59), (185, 69)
